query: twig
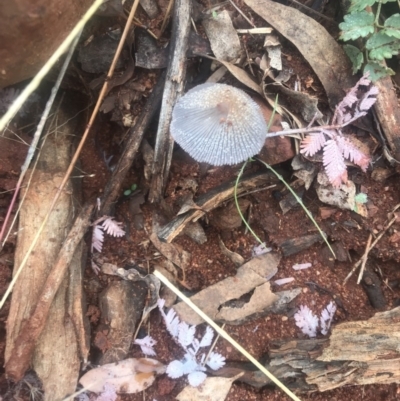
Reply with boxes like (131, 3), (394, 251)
(288, 0), (335, 23)
(5, 203), (94, 381)
(228, 0), (255, 27)
(153, 270), (302, 401)
(343, 204), (400, 284)
(202, 323), (225, 368)
(357, 234), (372, 284)
(0, 0), (141, 310)
(0, 31), (81, 248)
(160, 0), (175, 34)
(0, 0), (104, 132)
(264, 114), (364, 138)
(149, 0), (191, 203)
(100, 70), (166, 215)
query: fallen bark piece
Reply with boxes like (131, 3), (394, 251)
(316, 172), (356, 211)
(79, 358), (166, 394)
(158, 171), (277, 243)
(361, 269), (386, 310)
(5, 105), (89, 399)
(173, 253), (290, 325)
(99, 280), (147, 364)
(244, 0), (356, 108)
(150, 232), (191, 270)
(176, 374), (243, 401)
(268, 307), (400, 392)
(278, 233), (326, 257)
(373, 76), (400, 164)
(149, 0), (191, 202)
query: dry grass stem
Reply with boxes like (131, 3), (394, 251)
(153, 270), (302, 401)
(0, 0), (141, 310)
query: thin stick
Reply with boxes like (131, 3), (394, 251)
(357, 234), (372, 284)
(0, 31), (81, 247)
(5, 203), (94, 382)
(264, 114), (363, 138)
(202, 323), (225, 367)
(0, 0), (141, 310)
(343, 204), (400, 284)
(0, 0), (104, 132)
(228, 0), (255, 28)
(160, 0), (175, 34)
(154, 270), (302, 401)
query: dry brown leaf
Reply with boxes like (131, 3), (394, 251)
(202, 11), (241, 62)
(176, 374), (244, 401)
(79, 358), (165, 393)
(244, 0), (356, 108)
(202, 54), (263, 95)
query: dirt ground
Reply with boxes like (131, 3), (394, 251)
(1, 0), (400, 400)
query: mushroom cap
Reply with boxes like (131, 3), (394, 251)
(170, 83), (267, 166)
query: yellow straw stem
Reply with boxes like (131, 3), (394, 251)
(153, 270), (302, 401)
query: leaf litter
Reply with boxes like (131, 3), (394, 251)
(3, 0), (400, 400)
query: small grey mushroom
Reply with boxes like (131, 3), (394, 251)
(170, 83), (268, 166)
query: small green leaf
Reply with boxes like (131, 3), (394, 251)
(339, 11), (375, 41)
(354, 193), (368, 204)
(349, 0), (377, 13)
(382, 14), (400, 39)
(343, 44), (364, 73)
(363, 61), (395, 81)
(131, 183), (137, 191)
(124, 189), (132, 196)
(366, 32), (400, 60)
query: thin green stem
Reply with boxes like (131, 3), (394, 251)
(234, 160), (264, 245)
(267, 95), (279, 131)
(374, 1), (382, 26)
(256, 159), (336, 259)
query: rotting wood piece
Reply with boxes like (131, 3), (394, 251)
(231, 307), (400, 392)
(5, 105), (90, 400)
(157, 171), (277, 243)
(373, 76), (400, 164)
(149, 0), (192, 203)
(100, 70), (166, 216)
(5, 203), (94, 382)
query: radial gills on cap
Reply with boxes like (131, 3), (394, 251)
(170, 83), (268, 166)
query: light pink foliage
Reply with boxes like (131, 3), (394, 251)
(91, 216), (126, 253)
(157, 299), (225, 387)
(300, 74), (377, 187)
(294, 305), (319, 338)
(294, 302), (337, 337)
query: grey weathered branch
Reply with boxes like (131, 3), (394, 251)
(149, 0), (192, 203)
(100, 70), (166, 215)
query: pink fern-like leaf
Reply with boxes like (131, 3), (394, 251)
(337, 137), (370, 171)
(333, 73), (375, 125)
(358, 86), (378, 111)
(294, 305), (319, 338)
(92, 225), (104, 253)
(323, 139), (348, 187)
(102, 217), (125, 237)
(300, 132), (327, 156)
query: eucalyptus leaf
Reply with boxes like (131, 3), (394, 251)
(243, 0), (356, 108)
(339, 11), (374, 41)
(383, 14), (400, 39)
(366, 32), (400, 60)
(343, 44), (364, 73)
